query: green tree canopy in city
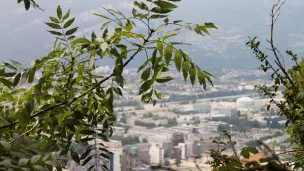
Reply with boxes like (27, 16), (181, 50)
(0, 0), (216, 170)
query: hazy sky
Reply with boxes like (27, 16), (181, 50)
(0, 0), (303, 70)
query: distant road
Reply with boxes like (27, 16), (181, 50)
(142, 93), (257, 109)
(165, 93), (256, 105)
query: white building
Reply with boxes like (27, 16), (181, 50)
(149, 144), (164, 165)
(178, 143), (186, 160)
(193, 103), (211, 113)
(216, 106), (237, 117)
(111, 148), (123, 171)
(236, 97), (255, 110)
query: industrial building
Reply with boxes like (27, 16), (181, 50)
(193, 103), (212, 113)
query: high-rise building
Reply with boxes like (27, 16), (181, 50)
(185, 142), (194, 158)
(149, 144), (164, 165)
(163, 142), (174, 158)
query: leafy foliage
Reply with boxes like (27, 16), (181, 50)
(207, 131), (291, 171)
(1, 0), (216, 170)
(246, 1), (304, 169)
(208, 1), (303, 170)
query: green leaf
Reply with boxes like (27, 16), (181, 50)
(48, 31), (63, 36)
(0, 78), (13, 89)
(134, 1), (149, 11)
(28, 68), (36, 83)
(174, 20), (183, 24)
(204, 22), (218, 29)
(63, 18), (75, 28)
(10, 60), (26, 70)
(71, 151), (80, 165)
(141, 68), (151, 81)
(198, 70), (206, 88)
(194, 24), (203, 35)
(23, 101), (32, 123)
(93, 13), (111, 20)
(156, 76), (173, 83)
(157, 41), (164, 55)
(24, 0), (30, 10)
(138, 60), (149, 73)
(50, 17), (60, 23)
(150, 14), (168, 19)
(125, 20), (133, 31)
(132, 8), (138, 16)
(45, 22), (61, 29)
(57, 6), (62, 19)
(259, 157), (272, 163)
(72, 38), (91, 44)
(174, 50), (182, 72)
(4, 62), (17, 71)
(0, 141), (11, 150)
(65, 27), (78, 35)
(63, 9), (71, 21)
(14, 73), (21, 87)
(154, 0), (178, 9)
(54, 96), (65, 103)
(164, 45), (173, 65)
(182, 60), (189, 81)
(18, 158), (29, 166)
(190, 66), (196, 85)
(151, 7), (172, 14)
(31, 155), (41, 164)
(241, 148), (250, 158)
(89, 55), (95, 69)
(154, 90), (163, 99)
(139, 80), (153, 95)
(163, 28), (180, 40)
(183, 24), (192, 31)
(199, 25), (210, 35)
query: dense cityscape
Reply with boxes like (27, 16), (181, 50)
(64, 67), (289, 171)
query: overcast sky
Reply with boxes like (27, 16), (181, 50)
(0, 0), (303, 70)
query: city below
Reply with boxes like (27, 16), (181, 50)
(61, 67), (288, 171)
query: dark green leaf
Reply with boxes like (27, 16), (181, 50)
(150, 14), (168, 19)
(63, 9), (71, 21)
(0, 78), (13, 89)
(14, 73), (21, 87)
(45, 22), (61, 29)
(70, 151), (80, 165)
(141, 68), (151, 81)
(50, 17), (60, 23)
(48, 31), (63, 36)
(28, 68), (36, 83)
(138, 60), (149, 73)
(154, 0), (178, 9)
(139, 80), (153, 95)
(63, 18), (75, 28)
(57, 6), (62, 19)
(65, 27), (78, 35)
(151, 7), (172, 14)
